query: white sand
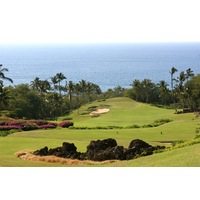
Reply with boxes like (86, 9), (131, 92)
(90, 108), (110, 115)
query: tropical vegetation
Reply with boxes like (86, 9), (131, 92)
(0, 64), (199, 120)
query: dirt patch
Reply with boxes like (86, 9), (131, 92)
(15, 150), (117, 166)
(90, 108), (110, 115)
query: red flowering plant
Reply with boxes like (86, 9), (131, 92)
(58, 121), (74, 128)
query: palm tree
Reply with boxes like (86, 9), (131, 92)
(55, 73), (66, 97)
(0, 64), (13, 86)
(169, 67), (178, 111)
(157, 80), (169, 105)
(175, 71), (187, 112)
(41, 80), (51, 93)
(31, 78), (51, 93)
(169, 67), (178, 92)
(176, 71), (186, 93)
(74, 83), (81, 114)
(79, 79), (87, 103)
(67, 80), (74, 112)
(141, 79), (154, 103)
(31, 77), (41, 92)
(131, 79), (141, 101)
(185, 68), (194, 82)
(51, 76), (58, 92)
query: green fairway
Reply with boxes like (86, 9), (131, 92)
(0, 97), (200, 167)
(60, 97), (176, 127)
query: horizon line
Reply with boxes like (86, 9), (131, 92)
(1, 41), (200, 46)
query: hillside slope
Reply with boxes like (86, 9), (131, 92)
(62, 97), (176, 127)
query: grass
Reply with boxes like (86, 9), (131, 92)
(0, 97), (200, 167)
(59, 97), (175, 127)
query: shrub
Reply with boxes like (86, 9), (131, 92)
(91, 114), (100, 118)
(87, 106), (98, 111)
(30, 120), (49, 126)
(0, 125), (22, 131)
(58, 121), (74, 128)
(126, 124), (140, 129)
(0, 119), (58, 132)
(39, 122), (57, 129)
(21, 123), (39, 131)
(62, 117), (73, 120)
(143, 119), (172, 128)
(0, 121), (7, 126)
(39, 124), (56, 129)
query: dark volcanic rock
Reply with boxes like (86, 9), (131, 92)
(34, 146), (48, 156)
(124, 139), (166, 160)
(128, 139), (151, 149)
(86, 138), (118, 161)
(33, 138), (166, 162)
(34, 142), (83, 159)
(90, 145), (125, 161)
(62, 142), (77, 152)
(87, 138), (117, 151)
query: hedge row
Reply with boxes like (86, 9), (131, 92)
(0, 119), (74, 131)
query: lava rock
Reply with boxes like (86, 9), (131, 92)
(62, 142), (77, 152)
(86, 138), (118, 160)
(33, 138), (166, 162)
(34, 146), (48, 156)
(128, 139), (151, 150)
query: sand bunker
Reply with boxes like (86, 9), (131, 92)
(15, 150), (116, 166)
(90, 108), (110, 115)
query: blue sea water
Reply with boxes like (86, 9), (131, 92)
(0, 43), (200, 91)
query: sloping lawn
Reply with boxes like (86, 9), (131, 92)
(0, 97), (199, 166)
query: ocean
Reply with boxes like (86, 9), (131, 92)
(0, 43), (200, 91)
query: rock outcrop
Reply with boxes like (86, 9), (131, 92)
(33, 138), (165, 161)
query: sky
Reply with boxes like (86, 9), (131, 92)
(1, 0), (200, 44)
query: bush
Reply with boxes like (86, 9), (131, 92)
(39, 124), (56, 129)
(143, 119), (172, 128)
(91, 114), (100, 118)
(126, 124), (140, 129)
(39, 122), (57, 129)
(21, 123), (39, 131)
(0, 119), (58, 133)
(58, 121), (74, 128)
(0, 125), (22, 131)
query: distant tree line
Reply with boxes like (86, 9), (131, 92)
(125, 67), (200, 112)
(0, 64), (200, 119)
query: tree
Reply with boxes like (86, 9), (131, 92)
(169, 67), (178, 111)
(185, 74), (200, 111)
(31, 78), (51, 94)
(55, 73), (66, 97)
(0, 86), (12, 111)
(169, 67), (178, 91)
(185, 68), (194, 82)
(176, 71), (186, 93)
(8, 84), (44, 119)
(67, 80), (74, 112)
(141, 79), (156, 103)
(175, 71), (187, 112)
(74, 83), (82, 114)
(131, 79), (141, 101)
(157, 80), (169, 105)
(0, 64), (13, 86)
(30, 77), (41, 92)
(79, 79), (87, 103)
(51, 76), (58, 92)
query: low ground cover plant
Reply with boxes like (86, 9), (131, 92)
(0, 119), (74, 136)
(58, 121), (74, 128)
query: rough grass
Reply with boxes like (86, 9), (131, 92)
(15, 150), (117, 166)
(0, 97), (200, 166)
